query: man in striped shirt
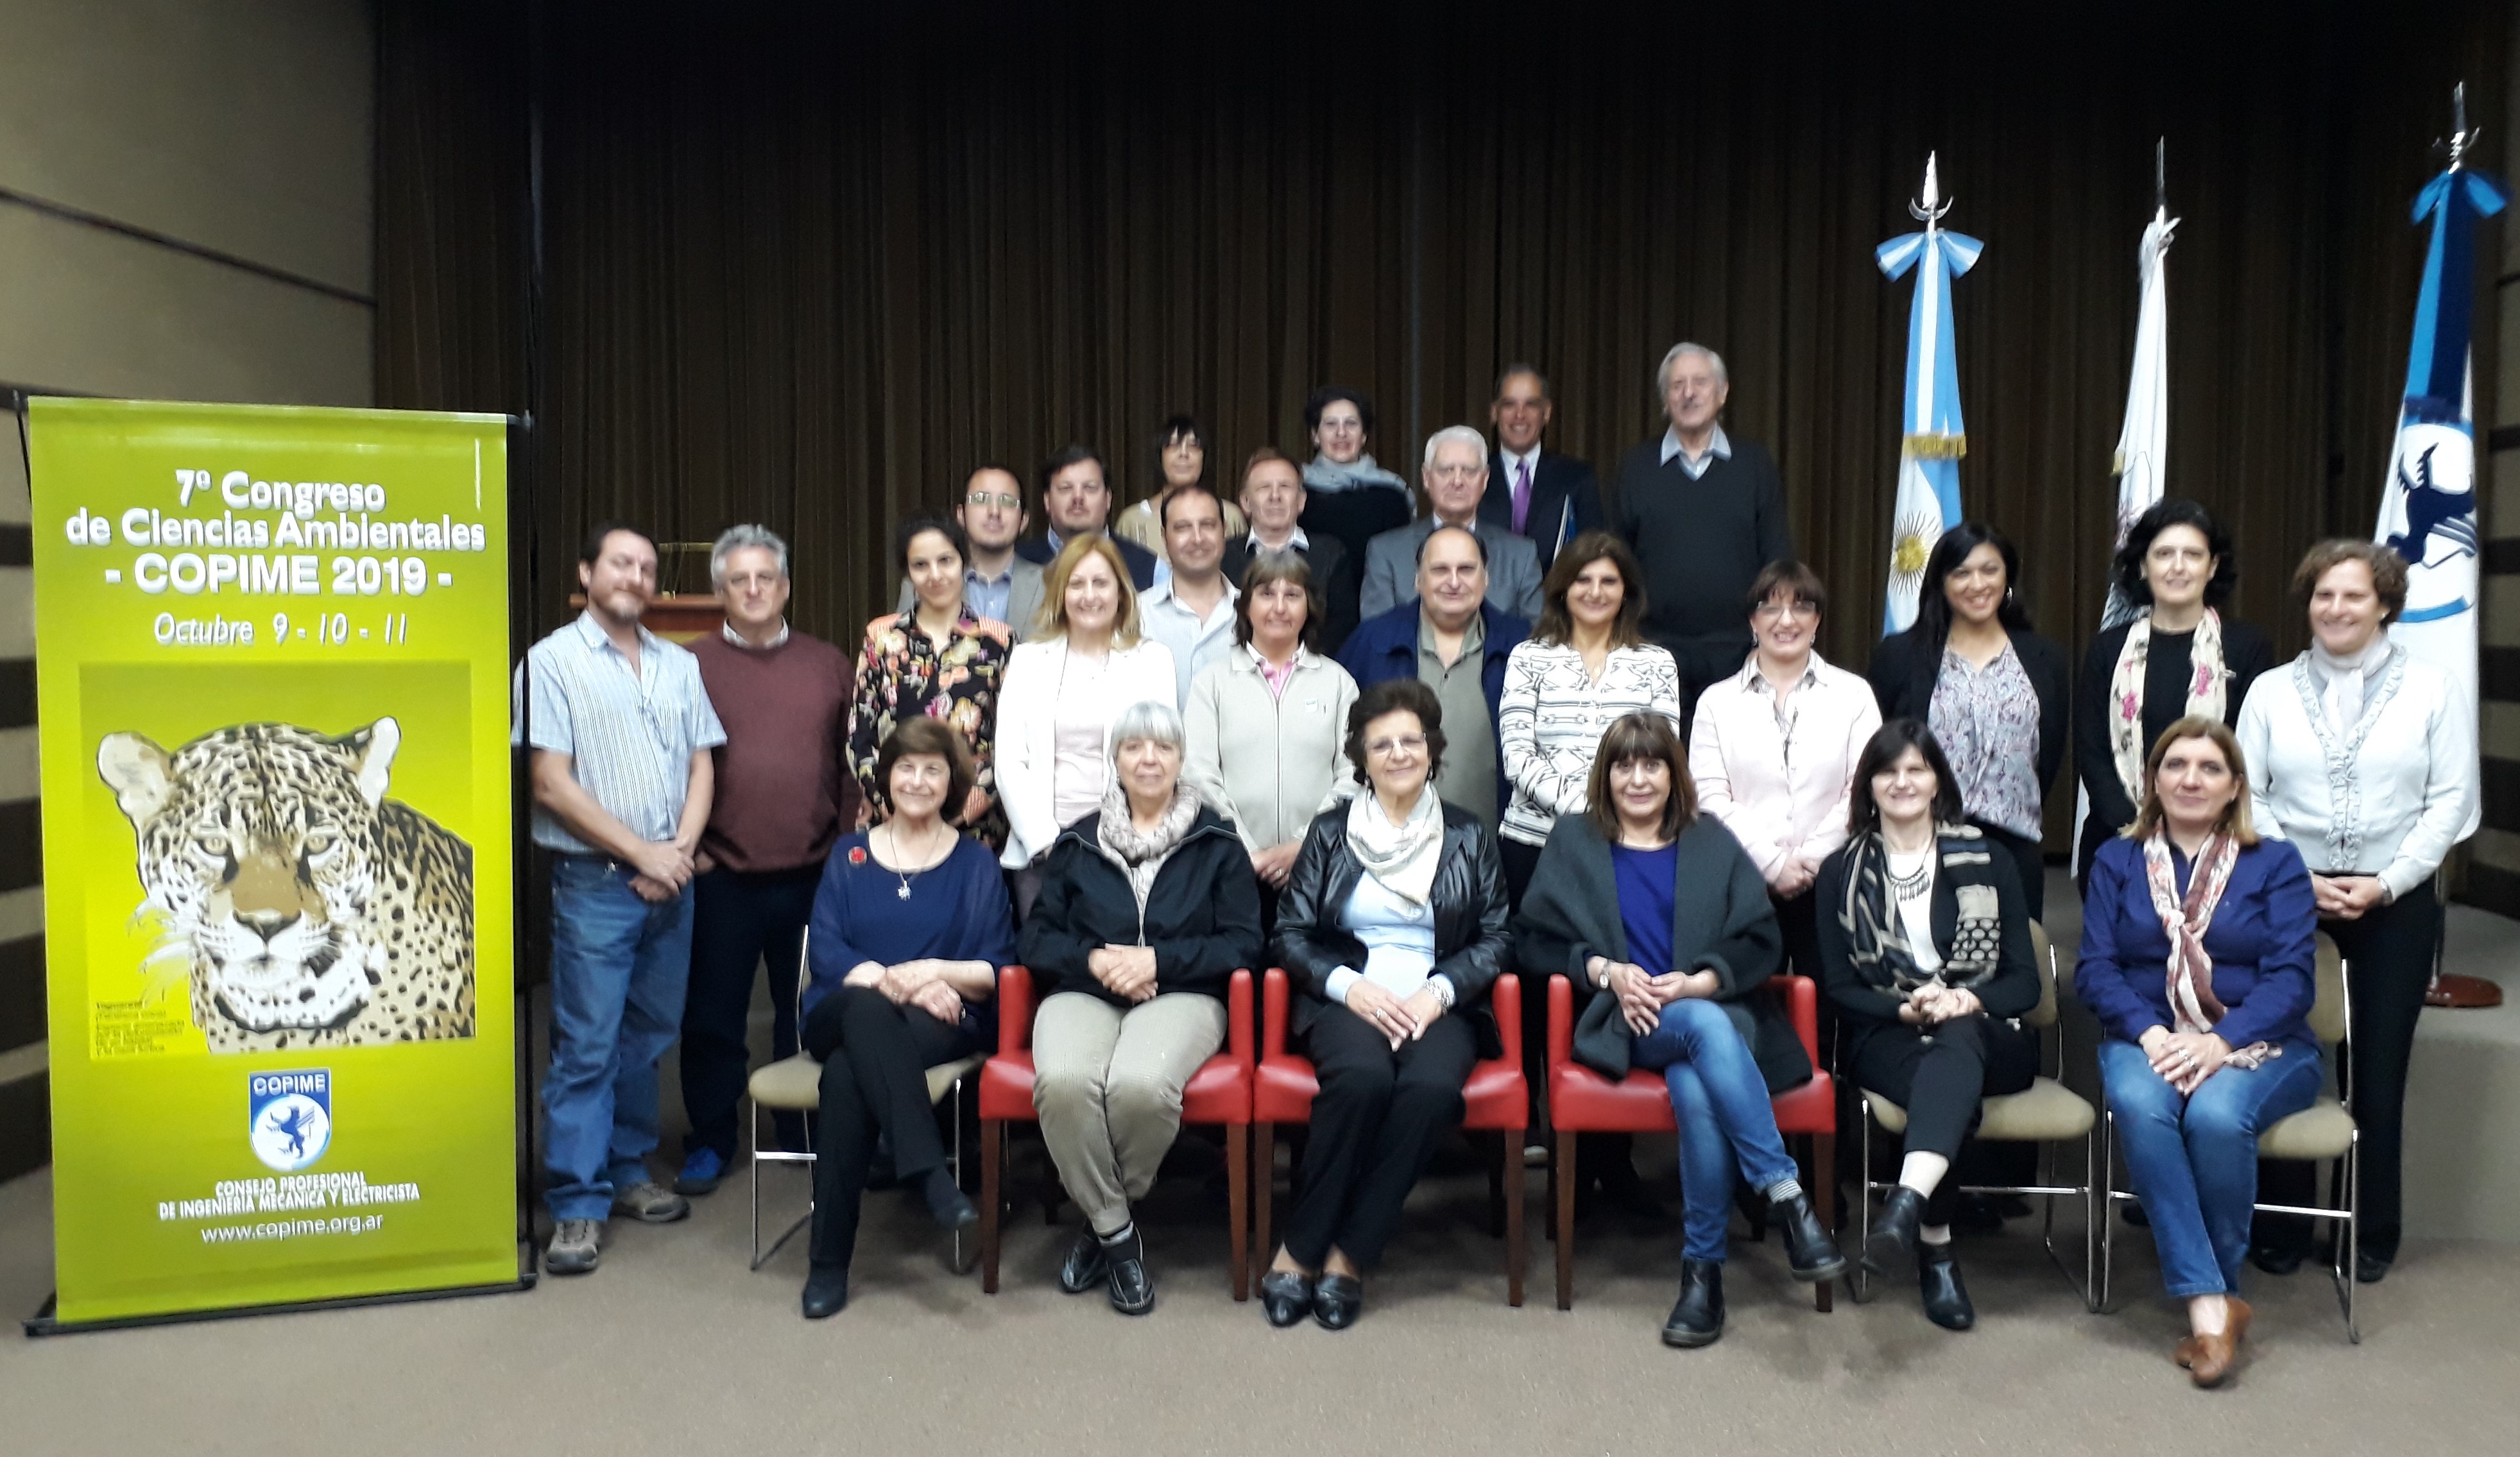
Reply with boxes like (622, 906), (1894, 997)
(516, 522), (726, 1275)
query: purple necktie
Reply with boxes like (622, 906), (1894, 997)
(1511, 459), (1532, 534)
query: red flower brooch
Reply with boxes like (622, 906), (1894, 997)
(847, 846), (868, 865)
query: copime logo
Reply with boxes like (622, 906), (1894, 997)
(248, 1069), (333, 1173)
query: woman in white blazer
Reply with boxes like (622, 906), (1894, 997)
(995, 534), (1178, 915)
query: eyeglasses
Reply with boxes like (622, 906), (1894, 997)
(1752, 600), (1819, 622)
(1365, 734), (1427, 758)
(964, 491), (1021, 510)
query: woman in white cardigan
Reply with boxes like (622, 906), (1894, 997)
(996, 535), (1178, 915)
(2235, 540), (2475, 1284)
(1184, 554), (1359, 935)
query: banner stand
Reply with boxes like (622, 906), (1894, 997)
(17, 398), (541, 1333)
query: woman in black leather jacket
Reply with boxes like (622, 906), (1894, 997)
(1256, 677), (1512, 1330)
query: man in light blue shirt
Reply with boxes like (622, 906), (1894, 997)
(515, 521), (726, 1275)
(1136, 484), (1239, 705)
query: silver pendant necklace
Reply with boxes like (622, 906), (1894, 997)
(885, 824), (948, 899)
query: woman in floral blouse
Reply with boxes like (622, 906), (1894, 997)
(848, 516), (1013, 852)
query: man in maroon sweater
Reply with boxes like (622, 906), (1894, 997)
(674, 525), (857, 1193)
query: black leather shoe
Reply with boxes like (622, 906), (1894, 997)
(1772, 1193), (1849, 1283)
(1661, 1258), (1726, 1347)
(1864, 1186), (1926, 1275)
(1918, 1243), (1974, 1331)
(800, 1268), (850, 1320)
(2355, 1245), (2396, 1284)
(1312, 1273), (1363, 1330)
(2249, 1240), (2306, 1277)
(921, 1169), (979, 1234)
(1258, 1269), (1314, 1328)
(1103, 1229), (1154, 1315)
(1057, 1226), (1107, 1295)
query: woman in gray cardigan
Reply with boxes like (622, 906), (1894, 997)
(1516, 713), (1845, 1347)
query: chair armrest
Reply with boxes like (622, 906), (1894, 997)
(1548, 973), (1573, 1071)
(1263, 967), (1289, 1059)
(1228, 968), (1254, 1069)
(1781, 975), (1819, 1066)
(1491, 974), (1521, 1069)
(997, 964), (1034, 1055)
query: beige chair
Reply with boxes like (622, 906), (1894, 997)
(744, 928), (986, 1271)
(1852, 921), (2100, 1308)
(2100, 933), (2358, 1342)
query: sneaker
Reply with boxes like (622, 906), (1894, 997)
(613, 1180), (692, 1224)
(547, 1218), (603, 1274)
(674, 1147), (730, 1197)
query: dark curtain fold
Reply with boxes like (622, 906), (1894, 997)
(377, 0), (2505, 849)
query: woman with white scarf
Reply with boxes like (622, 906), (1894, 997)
(1260, 677), (1513, 1331)
(2072, 499), (2275, 885)
(1295, 385), (1414, 594)
(2234, 540), (2475, 1285)
(2079, 717), (2321, 1388)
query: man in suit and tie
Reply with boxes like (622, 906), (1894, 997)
(1219, 446), (1357, 652)
(1479, 364), (1602, 572)
(895, 465), (1047, 639)
(1357, 426), (1545, 622)
(1013, 444), (1162, 591)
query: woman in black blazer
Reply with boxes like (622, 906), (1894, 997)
(1867, 522), (2068, 921)
(1258, 677), (1512, 1331)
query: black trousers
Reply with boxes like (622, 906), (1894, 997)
(1285, 1007), (1479, 1270)
(680, 863), (820, 1159)
(1971, 821), (2046, 924)
(1847, 1014), (2041, 1225)
(2260, 880), (2437, 1250)
(1500, 835), (1547, 1128)
(804, 985), (983, 1272)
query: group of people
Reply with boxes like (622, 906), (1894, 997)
(515, 344), (2476, 1389)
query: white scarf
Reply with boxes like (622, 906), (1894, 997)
(1346, 787), (1444, 907)
(2310, 633), (2392, 738)
(1303, 454), (1410, 497)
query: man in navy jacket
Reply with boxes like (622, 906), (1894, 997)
(1479, 364), (1602, 571)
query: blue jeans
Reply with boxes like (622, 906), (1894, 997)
(545, 857), (696, 1222)
(2100, 1038), (2322, 1297)
(1630, 998), (1799, 1263)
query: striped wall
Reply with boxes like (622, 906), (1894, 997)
(0, 0), (376, 1180)
(2474, 22), (2520, 917)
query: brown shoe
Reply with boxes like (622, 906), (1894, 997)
(2172, 1334), (2201, 1369)
(2186, 1297), (2252, 1388)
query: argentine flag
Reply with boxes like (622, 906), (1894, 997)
(1879, 155), (1982, 635)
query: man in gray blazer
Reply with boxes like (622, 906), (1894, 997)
(1358, 425), (1544, 622)
(895, 464), (1046, 638)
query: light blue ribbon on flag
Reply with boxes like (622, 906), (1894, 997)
(1877, 225), (1983, 634)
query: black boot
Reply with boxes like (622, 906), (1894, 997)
(1661, 1258), (1726, 1348)
(800, 1267), (850, 1320)
(1771, 1192), (1849, 1283)
(1917, 1242), (1974, 1331)
(1864, 1186), (1926, 1275)
(1102, 1225), (1154, 1315)
(920, 1166), (978, 1233)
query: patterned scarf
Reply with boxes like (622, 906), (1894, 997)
(2141, 831), (2278, 1070)
(1095, 781), (1203, 918)
(1303, 454), (1410, 497)
(2107, 609), (2228, 805)
(1835, 826), (2005, 993)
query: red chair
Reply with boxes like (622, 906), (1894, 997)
(1545, 972), (1837, 1313)
(976, 966), (1255, 1299)
(1252, 967), (1528, 1306)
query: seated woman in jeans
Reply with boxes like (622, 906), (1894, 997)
(2078, 716), (2320, 1388)
(1021, 699), (1262, 1316)
(797, 717), (1013, 1320)
(1516, 712), (1846, 1346)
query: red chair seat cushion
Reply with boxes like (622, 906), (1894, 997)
(979, 1051), (1247, 1125)
(1548, 1066), (1836, 1136)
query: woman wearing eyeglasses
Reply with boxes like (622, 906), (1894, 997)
(1114, 414), (1248, 566)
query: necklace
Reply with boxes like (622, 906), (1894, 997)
(1883, 837), (1933, 901)
(882, 822), (953, 899)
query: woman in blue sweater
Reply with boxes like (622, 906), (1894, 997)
(2078, 715), (2320, 1388)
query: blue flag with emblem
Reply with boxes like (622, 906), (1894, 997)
(2374, 89), (2503, 842)
(1879, 153), (1984, 635)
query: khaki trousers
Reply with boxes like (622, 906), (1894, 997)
(1032, 991), (1228, 1235)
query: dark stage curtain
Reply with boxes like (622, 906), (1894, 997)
(377, 0), (2506, 851)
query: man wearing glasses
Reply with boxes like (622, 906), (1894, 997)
(1357, 427), (1544, 623)
(896, 465), (1047, 639)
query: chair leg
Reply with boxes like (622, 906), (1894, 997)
(980, 1118), (1003, 1295)
(2343, 1136), (2361, 1344)
(1544, 1137), (1559, 1244)
(1227, 1123), (1250, 1302)
(746, 1095), (763, 1271)
(1253, 1121), (1275, 1271)
(950, 1080), (966, 1274)
(1812, 1130), (1836, 1313)
(1851, 1101), (1873, 1303)
(2098, 1111), (2117, 1313)
(1554, 1129), (1578, 1311)
(1504, 1131), (1525, 1308)
(1487, 1132), (1507, 1239)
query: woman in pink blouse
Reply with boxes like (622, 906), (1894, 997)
(1688, 561), (1881, 984)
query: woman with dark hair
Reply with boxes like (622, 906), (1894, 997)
(798, 717), (1013, 1319)
(1260, 677), (1513, 1330)
(1115, 414), (1247, 565)
(2079, 717), (2320, 1386)
(1184, 554), (1359, 934)
(847, 515), (1013, 851)
(1867, 522), (2069, 921)
(1815, 719), (2042, 1332)
(1296, 386), (1414, 589)
(2073, 498), (2274, 883)
(2238, 540), (2474, 1284)
(1517, 713), (1846, 1347)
